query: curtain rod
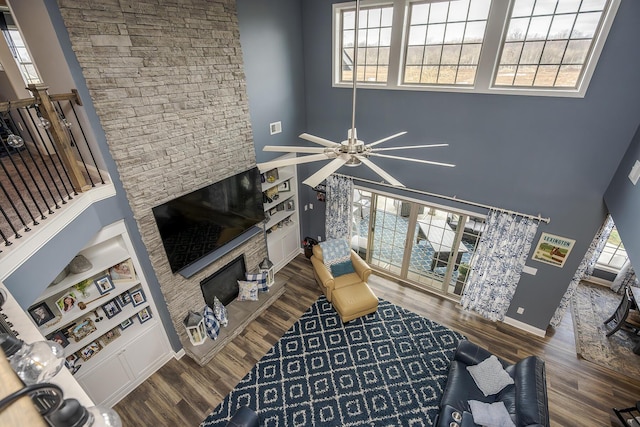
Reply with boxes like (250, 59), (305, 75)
(333, 173), (551, 224)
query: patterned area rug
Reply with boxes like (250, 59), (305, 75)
(571, 282), (640, 379)
(201, 296), (465, 427)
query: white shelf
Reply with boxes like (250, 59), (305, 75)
(263, 192), (295, 212)
(261, 171), (294, 193)
(267, 222), (298, 241)
(63, 302), (151, 357)
(37, 238), (130, 302)
(38, 279), (141, 337)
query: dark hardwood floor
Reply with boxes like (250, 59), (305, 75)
(115, 255), (640, 426)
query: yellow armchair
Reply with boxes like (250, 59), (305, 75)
(310, 244), (372, 302)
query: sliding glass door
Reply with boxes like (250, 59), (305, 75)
(352, 188), (484, 297)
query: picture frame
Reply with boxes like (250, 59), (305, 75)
(277, 180), (291, 192)
(101, 300), (121, 319)
(65, 353), (81, 375)
(265, 168), (279, 183)
(79, 341), (102, 361)
(117, 291), (131, 307)
(94, 274), (115, 295)
(286, 200), (295, 211)
(49, 331), (69, 348)
(137, 307), (152, 323)
(28, 302), (55, 326)
(101, 327), (121, 346)
(120, 318), (133, 330)
(55, 292), (77, 315)
(68, 318), (96, 342)
(109, 259), (136, 283)
(130, 289), (146, 307)
(531, 232), (576, 268)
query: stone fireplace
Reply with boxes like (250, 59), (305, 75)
(57, 0), (268, 353)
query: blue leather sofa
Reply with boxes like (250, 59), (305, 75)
(436, 340), (549, 427)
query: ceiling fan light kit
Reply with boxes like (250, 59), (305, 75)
(257, 0), (455, 188)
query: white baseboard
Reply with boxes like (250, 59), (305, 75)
(174, 348), (186, 359)
(503, 316), (547, 337)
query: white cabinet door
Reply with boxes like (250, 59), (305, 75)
(78, 354), (132, 405)
(282, 229), (299, 261)
(123, 324), (169, 378)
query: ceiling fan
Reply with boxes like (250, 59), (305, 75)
(256, 0), (455, 189)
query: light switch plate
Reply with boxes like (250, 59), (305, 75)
(629, 160), (640, 185)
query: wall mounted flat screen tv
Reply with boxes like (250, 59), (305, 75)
(152, 167), (265, 274)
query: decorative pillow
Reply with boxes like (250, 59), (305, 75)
(468, 400), (515, 427)
(237, 280), (259, 301)
(203, 305), (220, 340)
(330, 260), (356, 277)
(213, 296), (228, 327)
(466, 355), (514, 396)
(245, 272), (269, 292)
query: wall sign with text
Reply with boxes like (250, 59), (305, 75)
(532, 232), (575, 268)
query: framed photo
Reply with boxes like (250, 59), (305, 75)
(117, 291), (131, 307)
(68, 318), (96, 342)
(277, 180), (291, 192)
(109, 259), (136, 283)
(65, 353), (81, 374)
(49, 331), (69, 348)
(265, 168), (279, 183)
(79, 341), (102, 361)
(130, 289), (146, 307)
(531, 232), (576, 268)
(94, 275), (115, 295)
(101, 300), (121, 319)
(101, 328), (121, 346)
(120, 318), (134, 330)
(28, 302), (55, 326)
(137, 307), (152, 323)
(286, 200), (295, 211)
(55, 292), (77, 315)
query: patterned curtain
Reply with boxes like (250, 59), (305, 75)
(460, 210), (539, 322)
(549, 215), (614, 328)
(325, 175), (353, 240)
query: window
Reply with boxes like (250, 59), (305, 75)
(339, 5), (394, 83)
(333, 0), (620, 97)
(0, 11), (41, 86)
(596, 225), (628, 271)
(404, 0), (491, 86)
(495, 0), (611, 88)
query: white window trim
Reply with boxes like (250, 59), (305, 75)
(332, 0), (621, 98)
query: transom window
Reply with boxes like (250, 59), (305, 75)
(404, 0), (491, 86)
(496, 0), (610, 88)
(333, 0), (620, 97)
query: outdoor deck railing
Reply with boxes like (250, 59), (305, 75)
(0, 84), (107, 253)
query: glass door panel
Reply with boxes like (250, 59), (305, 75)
(366, 195), (409, 276)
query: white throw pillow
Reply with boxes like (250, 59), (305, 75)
(466, 355), (514, 396)
(468, 400), (515, 427)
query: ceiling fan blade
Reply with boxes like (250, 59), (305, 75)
(302, 156), (348, 188)
(358, 156), (404, 187)
(371, 143), (449, 152)
(257, 153), (335, 171)
(369, 152), (456, 168)
(366, 131), (408, 148)
(263, 145), (329, 154)
(299, 133), (341, 148)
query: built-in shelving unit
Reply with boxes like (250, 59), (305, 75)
(26, 221), (172, 407)
(261, 154), (301, 271)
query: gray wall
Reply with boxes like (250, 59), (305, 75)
(605, 124), (640, 271)
(237, 0), (306, 165)
(288, 0), (640, 329)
